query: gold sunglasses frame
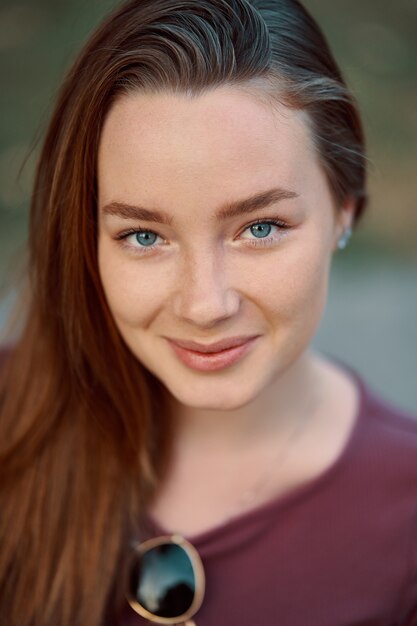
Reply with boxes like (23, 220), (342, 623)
(126, 533), (206, 625)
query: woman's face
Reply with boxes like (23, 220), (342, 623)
(97, 87), (353, 410)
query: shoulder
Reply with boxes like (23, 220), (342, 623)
(344, 371), (417, 620)
(324, 351), (417, 445)
(335, 359), (417, 515)
(360, 374), (417, 458)
(355, 391), (417, 621)
(319, 349), (417, 456)
(321, 351), (417, 485)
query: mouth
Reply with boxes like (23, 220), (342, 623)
(166, 335), (259, 353)
(166, 336), (259, 372)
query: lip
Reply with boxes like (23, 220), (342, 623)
(166, 336), (259, 372)
(166, 335), (259, 353)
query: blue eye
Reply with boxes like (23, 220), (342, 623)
(249, 223), (273, 238)
(135, 231), (158, 247)
(240, 219), (288, 247)
(116, 228), (164, 254)
(116, 219), (290, 255)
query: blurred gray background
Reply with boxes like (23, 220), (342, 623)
(0, 0), (416, 412)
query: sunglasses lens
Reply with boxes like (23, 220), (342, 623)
(129, 542), (196, 618)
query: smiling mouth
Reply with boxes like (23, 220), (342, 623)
(166, 336), (259, 371)
(166, 335), (259, 353)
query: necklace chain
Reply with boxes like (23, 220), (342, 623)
(223, 388), (322, 525)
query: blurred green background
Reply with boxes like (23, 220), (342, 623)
(0, 0), (416, 410)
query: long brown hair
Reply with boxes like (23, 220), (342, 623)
(0, 1), (367, 624)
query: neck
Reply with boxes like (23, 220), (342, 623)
(168, 348), (324, 451)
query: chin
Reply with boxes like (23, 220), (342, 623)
(162, 376), (262, 411)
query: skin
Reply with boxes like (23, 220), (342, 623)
(97, 87), (357, 532)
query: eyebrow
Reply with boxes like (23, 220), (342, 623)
(101, 186), (299, 225)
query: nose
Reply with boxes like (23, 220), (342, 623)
(172, 246), (240, 328)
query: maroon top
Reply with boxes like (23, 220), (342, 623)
(119, 358), (417, 626)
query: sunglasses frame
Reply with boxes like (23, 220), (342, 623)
(126, 533), (205, 624)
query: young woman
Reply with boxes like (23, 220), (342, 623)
(0, 1), (416, 625)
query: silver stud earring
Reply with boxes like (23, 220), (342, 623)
(337, 226), (353, 250)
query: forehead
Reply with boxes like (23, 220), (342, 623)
(97, 87), (319, 212)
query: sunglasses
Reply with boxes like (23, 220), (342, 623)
(126, 534), (206, 625)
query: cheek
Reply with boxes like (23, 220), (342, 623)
(253, 239), (331, 327)
(97, 240), (169, 329)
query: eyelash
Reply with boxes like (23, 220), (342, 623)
(115, 217), (290, 255)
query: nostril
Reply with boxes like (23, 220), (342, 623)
(173, 292), (241, 328)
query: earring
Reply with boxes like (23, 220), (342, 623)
(337, 226), (353, 250)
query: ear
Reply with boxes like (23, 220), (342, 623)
(332, 196), (356, 253)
